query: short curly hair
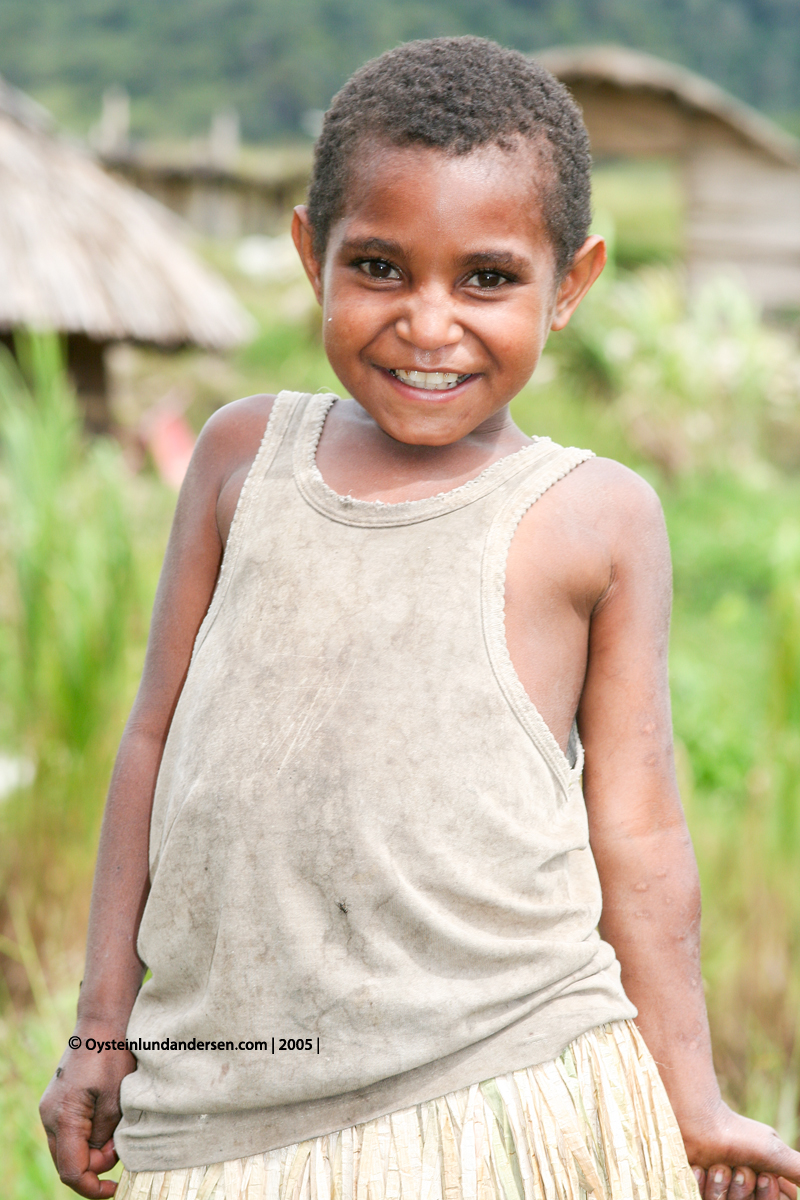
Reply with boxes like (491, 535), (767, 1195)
(307, 37), (592, 277)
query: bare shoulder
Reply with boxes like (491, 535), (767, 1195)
(548, 454), (668, 556)
(561, 454), (663, 518)
(508, 452), (668, 628)
(132, 394), (278, 717)
(193, 392), (277, 481)
(174, 394), (275, 543)
(189, 394), (277, 546)
(561, 458), (672, 628)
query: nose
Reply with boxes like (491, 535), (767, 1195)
(394, 285), (464, 352)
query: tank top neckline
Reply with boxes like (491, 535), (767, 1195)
(292, 391), (557, 527)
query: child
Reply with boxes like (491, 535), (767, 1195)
(40, 36), (800, 1200)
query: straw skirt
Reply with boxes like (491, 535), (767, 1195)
(115, 1020), (700, 1200)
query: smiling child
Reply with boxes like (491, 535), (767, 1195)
(41, 36), (800, 1200)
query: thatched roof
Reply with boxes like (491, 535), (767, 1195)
(537, 45), (800, 168)
(0, 75), (254, 348)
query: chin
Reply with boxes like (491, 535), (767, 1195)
(382, 411), (475, 447)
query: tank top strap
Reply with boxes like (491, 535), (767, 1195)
(190, 390), (312, 663)
(266, 389), (321, 479)
(482, 443), (596, 789)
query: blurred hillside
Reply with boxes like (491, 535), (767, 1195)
(1, 0), (799, 141)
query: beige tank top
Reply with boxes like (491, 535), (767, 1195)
(115, 390), (635, 1172)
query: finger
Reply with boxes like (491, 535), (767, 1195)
(729, 1167), (757, 1200)
(693, 1167), (707, 1196)
(47, 1119), (119, 1196)
(54, 1109), (113, 1199)
(757, 1176), (781, 1200)
(87, 1139), (118, 1177)
(45, 1129), (58, 1169)
(778, 1179), (797, 1200)
(757, 1144), (800, 1188)
(57, 1167), (117, 1199)
(705, 1165), (732, 1200)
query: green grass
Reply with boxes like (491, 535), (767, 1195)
(592, 159), (683, 270)
(0, 334), (174, 981)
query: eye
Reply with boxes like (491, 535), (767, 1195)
(357, 259), (401, 281)
(466, 270), (508, 289)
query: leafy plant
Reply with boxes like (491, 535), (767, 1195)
(0, 334), (138, 956)
(549, 266), (800, 475)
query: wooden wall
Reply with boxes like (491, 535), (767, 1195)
(563, 80), (800, 309)
(684, 127), (800, 308)
(107, 160), (310, 239)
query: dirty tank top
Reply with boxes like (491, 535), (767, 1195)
(115, 390), (636, 1172)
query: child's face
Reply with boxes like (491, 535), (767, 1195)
(293, 141), (604, 446)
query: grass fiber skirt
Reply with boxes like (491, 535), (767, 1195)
(116, 1019), (699, 1200)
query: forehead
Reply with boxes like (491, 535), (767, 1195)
(334, 140), (555, 267)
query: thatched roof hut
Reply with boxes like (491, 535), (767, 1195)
(0, 74), (253, 426)
(538, 46), (800, 309)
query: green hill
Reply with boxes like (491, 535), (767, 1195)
(2, 0), (799, 141)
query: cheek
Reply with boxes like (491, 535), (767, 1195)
(321, 304), (369, 375)
(323, 287), (387, 353)
(481, 305), (548, 370)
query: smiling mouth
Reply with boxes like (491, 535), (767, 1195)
(388, 369), (472, 391)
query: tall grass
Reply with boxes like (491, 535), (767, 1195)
(0, 336), (134, 745)
(0, 334), (139, 989)
(0, 898), (79, 1199)
(666, 489), (800, 1143)
(0, 334), (173, 1195)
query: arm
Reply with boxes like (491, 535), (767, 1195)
(578, 471), (800, 1200)
(38, 396), (272, 1198)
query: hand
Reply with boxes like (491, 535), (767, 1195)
(681, 1100), (800, 1200)
(691, 1165), (796, 1200)
(39, 1027), (137, 1198)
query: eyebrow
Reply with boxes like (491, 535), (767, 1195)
(340, 237), (407, 259)
(340, 238), (529, 274)
(455, 250), (529, 274)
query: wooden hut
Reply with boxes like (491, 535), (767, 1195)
(102, 143), (313, 241)
(91, 90), (312, 240)
(538, 46), (800, 310)
(0, 75), (254, 430)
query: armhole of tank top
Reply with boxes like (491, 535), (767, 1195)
(481, 445), (595, 799)
(189, 391), (309, 663)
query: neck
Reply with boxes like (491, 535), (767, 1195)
(315, 397), (532, 504)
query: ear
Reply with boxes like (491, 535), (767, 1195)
(291, 205), (324, 304)
(550, 235), (606, 331)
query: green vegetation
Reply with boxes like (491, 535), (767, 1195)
(592, 159), (683, 270)
(0, 339), (172, 1198)
(0, 0), (799, 140)
(0, 337), (174, 926)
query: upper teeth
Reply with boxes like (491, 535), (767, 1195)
(391, 369), (468, 391)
